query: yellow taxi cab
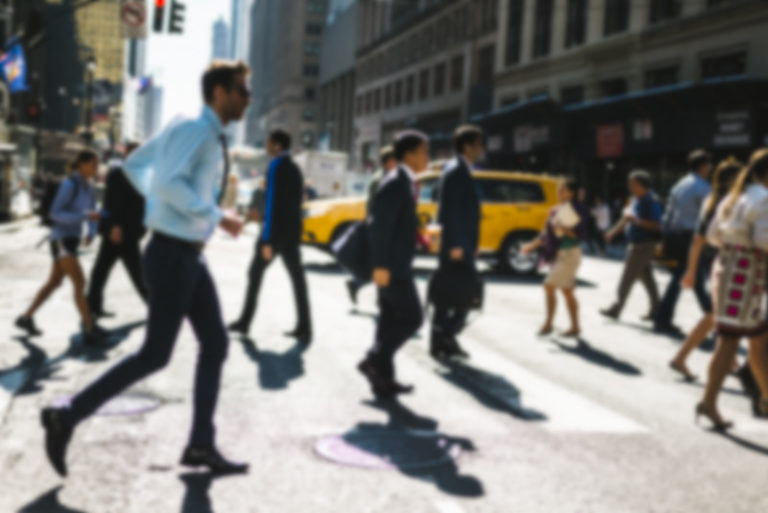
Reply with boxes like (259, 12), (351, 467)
(302, 168), (561, 274)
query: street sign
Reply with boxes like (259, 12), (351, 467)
(121, 0), (148, 39)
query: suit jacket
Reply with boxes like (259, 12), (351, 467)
(369, 166), (417, 281)
(99, 164), (146, 241)
(437, 157), (480, 263)
(260, 154), (304, 249)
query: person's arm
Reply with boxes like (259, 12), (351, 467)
(260, 159), (280, 246)
(369, 180), (404, 278)
(153, 122), (222, 227)
(605, 217), (630, 242)
(122, 135), (162, 197)
(50, 179), (87, 225)
(439, 172), (471, 259)
(681, 234), (706, 288)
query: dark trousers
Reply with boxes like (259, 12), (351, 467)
(431, 257), (472, 338)
(70, 236), (229, 448)
(87, 236), (147, 313)
(609, 240), (659, 315)
(237, 241), (311, 331)
(655, 233), (712, 328)
(368, 278), (423, 380)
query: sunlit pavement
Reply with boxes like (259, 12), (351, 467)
(1, 219), (767, 513)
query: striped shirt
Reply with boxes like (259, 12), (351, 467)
(123, 106), (227, 243)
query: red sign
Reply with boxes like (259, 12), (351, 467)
(596, 123), (624, 158)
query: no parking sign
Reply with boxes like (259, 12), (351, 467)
(121, 0), (147, 39)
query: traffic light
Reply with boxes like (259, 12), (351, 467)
(169, 0), (186, 34)
(153, 0), (166, 33)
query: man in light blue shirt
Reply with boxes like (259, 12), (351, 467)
(655, 149), (713, 336)
(41, 61), (251, 477)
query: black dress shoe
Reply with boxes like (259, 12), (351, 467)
(180, 446), (249, 474)
(15, 315), (42, 336)
(599, 307), (620, 320)
(358, 358), (388, 391)
(227, 321), (249, 335)
(443, 337), (470, 359)
(41, 407), (74, 477)
(92, 310), (116, 319)
(346, 280), (360, 305)
(653, 324), (685, 339)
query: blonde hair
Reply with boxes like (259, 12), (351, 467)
(721, 149), (768, 219)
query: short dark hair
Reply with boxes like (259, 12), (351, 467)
(562, 178), (579, 195)
(453, 124), (484, 154)
(687, 149), (712, 170)
(628, 170), (652, 190)
(68, 149), (98, 172)
(379, 145), (395, 166)
(202, 60), (250, 103)
(269, 129), (291, 151)
(393, 129), (429, 161)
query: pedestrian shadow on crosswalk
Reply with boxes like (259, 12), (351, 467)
(236, 336), (306, 391)
(435, 360), (547, 421)
(16, 485), (86, 513)
(716, 431), (768, 457)
(342, 399), (484, 498)
(0, 323), (143, 397)
(546, 337), (642, 376)
(178, 472), (238, 513)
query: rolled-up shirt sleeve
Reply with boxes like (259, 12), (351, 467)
(154, 121), (222, 227)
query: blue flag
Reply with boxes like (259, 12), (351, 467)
(0, 42), (29, 93)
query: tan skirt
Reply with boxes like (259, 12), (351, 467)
(545, 247), (582, 289)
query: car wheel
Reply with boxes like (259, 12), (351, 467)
(499, 233), (540, 275)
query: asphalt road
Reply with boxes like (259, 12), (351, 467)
(0, 219), (766, 513)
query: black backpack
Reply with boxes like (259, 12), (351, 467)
(39, 176), (79, 227)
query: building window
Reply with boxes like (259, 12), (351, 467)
(303, 63), (319, 77)
(599, 77), (628, 98)
(384, 83), (392, 109)
(356, 95), (363, 116)
(701, 51), (747, 79)
(305, 88), (316, 101)
(650, 0), (681, 23)
(406, 75), (415, 103)
(304, 42), (321, 57)
(644, 66), (679, 89)
(604, 0), (630, 36)
(394, 80), (403, 106)
(434, 63), (446, 96)
(450, 55), (464, 92)
(532, 0), (553, 58)
(481, 0), (498, 33)
(303, 108), (315, 121)
(305, 0), (325, 15)
(305, 22), (322, 36)
(374, 89), (381, 111)
(477, 45), (495, 85)
(506, 0), (524, 66)
(565, 0), (588, 48)
(501, 96), (519, 107)
(365, 91), (372, 114)
(419, 68), (430, 100)
(560, 85), (584, 105)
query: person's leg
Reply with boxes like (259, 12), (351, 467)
(58, 256), (94, 332)
(693, 259), (713, 315)
(24, 261), (65, 318)
(281, 244), (312, 333)
(671, 313), (714, 380)
(369, 280), (422, 380)
(120, 239), (149, 303)
(540, 284), (557, 334)
(234, 242), (271, 329)
(87, 238), (119, 314)
(639, 257), (660, 317)
(68, 240), (198, 424)
(606, 244), (645, 315)
(561, 288), (580, 335)
(186, 264), (230, 449)
(700, 335), (740, 425)
(747, 335), (768, 402)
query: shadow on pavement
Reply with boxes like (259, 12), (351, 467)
(547, 337), (642, 376)
(237, 336), (307, 391)
(435, 360), (547, 421)
(344, 399), (484, 498)
(0, 322), (143, 397)
(178, 472), (223, 513)
(718, 431), (768, 457)
(17, 486), (87, 513)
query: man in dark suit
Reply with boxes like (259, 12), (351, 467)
(431, 125), (483, 360)
(358, 130), (429, 399)
(229, 129), (312, 342)
(346, 145), (398, 305)
(87, 142), (147, 317)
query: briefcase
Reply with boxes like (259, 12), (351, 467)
(331, 221), (372, 282)
(427, 263), (484, 311)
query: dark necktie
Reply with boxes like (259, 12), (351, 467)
(217, 134), (231, 205)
